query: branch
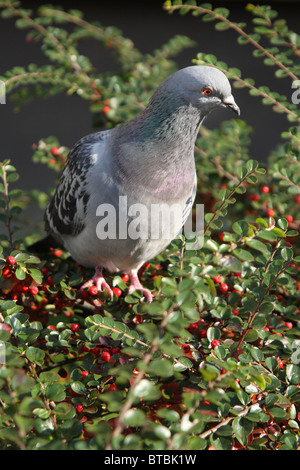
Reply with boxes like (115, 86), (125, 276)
(105, 309), (174, 449)
(164, 2), (298, 81)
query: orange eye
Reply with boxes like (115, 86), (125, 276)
(202, 88), (213, 96)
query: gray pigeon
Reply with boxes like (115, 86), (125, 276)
(44, 65), (240, 302)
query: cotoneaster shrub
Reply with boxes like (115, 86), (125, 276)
(0, 1), (299, 450)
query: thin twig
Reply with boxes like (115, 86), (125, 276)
(105, 309), (172, 449)
(164, 3), (298, 81)
(236, 259), (291, 349)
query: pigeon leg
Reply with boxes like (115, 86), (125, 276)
(80, 266), (114, 300)
(128, 269), (153, 303)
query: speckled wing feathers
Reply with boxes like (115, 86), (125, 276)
(45, 130), (110, 239)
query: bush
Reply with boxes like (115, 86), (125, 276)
(0, 1), (299, 450)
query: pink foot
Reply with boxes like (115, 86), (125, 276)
(128, 269), (153, 303)
(80, 266), (114, 300)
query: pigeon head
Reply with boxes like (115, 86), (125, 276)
(158, 65), (240, 117)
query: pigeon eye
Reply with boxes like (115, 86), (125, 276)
(202, 88), (213, 96)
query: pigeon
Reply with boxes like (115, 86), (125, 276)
(43, 65), (240, 302)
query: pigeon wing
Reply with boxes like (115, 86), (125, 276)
(45, 130), (110, 239)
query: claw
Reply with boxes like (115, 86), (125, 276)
(128, 269), (153, 303)
(80, 266), (114, 301)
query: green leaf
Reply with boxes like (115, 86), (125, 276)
(215, 21), (230, 31)
(232, 220), (249, 236)
(53, 402), (76, 420)
(246, 239), (269, 253)
(281, 247), (293, 261)
(28, 268), (43, 284)
(131, 379), (161, 402)
(207, 326), (221, 342)
(123, 409), (146, 427)
(268, 407), (289, 419)
(278, 218), (288, 230)
(257, 230), (277, 241)
(149, 358), (174, 378)
(232, 417), (253, 447)
(15, 266), (26, 280)
(251, 346), (264, 362)
(244, 329), (259, 343)
(70, 381), (87, 395)
(265, 357), (278, 372)
(173, 356), (193, 372)
(45, 383), (66, 402)
(232, 248), (254, 261)
(25, 346), (45, 365)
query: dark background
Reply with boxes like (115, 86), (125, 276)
(0, 0), (299, 200)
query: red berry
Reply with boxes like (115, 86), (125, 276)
(121, 274), (129, 283)
(102, 105), (110, 114)
(50, 147), (59, 156)
(100, 351), (111, 362)
(182, 343), (190, 353)
(141, 262), (150, 270)
(6, 256), (16, 266)
(55, 298), (64, 310)
(232, 309), (239, 316)
(133, 314), (143, 324)
(71, 323), (80, 333)
(91, 347), (101, 356)
(81, 370), (89, 378)
(14, 283), (23, 292)
(218, 283), (229, 293)
(277, 358), (284, 369)
(111, 347), (120, 354)
(75, 403), (83, 413)
(29, 286), (39, 296)
(286, 215), (293, 223)
(199, 329), (207, 338)
(47, 325), (58, 331)
(249, 194), (260, 201)
(233, 272), (241, 278)
(2, 267), (12, 278)
(0, 323), (12, 334)
(261, 185), (270, 194)
(89, 286), (98, 296)
(113, 287), (122, 298)
(108, 384), (117, 391)
(53, 249), (62, 257)
(266, 209), (274, 217)
(212, 275), (222, 283)
(285, 322), (293, 329)
(211, 339), (221, 349)
(188, 322), (198, 333)
(295, 195), (300, 204)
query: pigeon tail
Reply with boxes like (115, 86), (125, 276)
(28, 234), (63, 254)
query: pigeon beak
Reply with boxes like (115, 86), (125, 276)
(223, 95), (240, 115)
